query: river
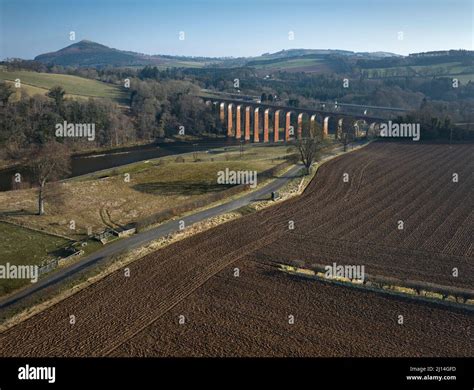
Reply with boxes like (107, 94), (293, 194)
(0, 138), (238, 191)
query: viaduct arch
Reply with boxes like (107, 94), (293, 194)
(206, 98), (386, 143)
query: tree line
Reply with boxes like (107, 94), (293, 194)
(0, 77), (224, 159)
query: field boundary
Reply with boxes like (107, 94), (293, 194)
(277, 263), (474, 311)
(0, 219), (74, 241)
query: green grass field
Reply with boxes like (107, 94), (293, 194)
(452, 73), (474, 84)
(4, 80), (48, 98)
(365, 62), (474, 81)
(81, 144), (292, 197)
(0, 222), (69, 295)
(0, 70), (129, 103)
(160, 60), (208, 68)
(130, 160), (277, 195)
(252, 57), (326, 71)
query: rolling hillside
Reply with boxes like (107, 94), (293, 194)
(247, 54), (348, 73)
(25, 40), (474, 80)
(35, 40), (150, 67)
(0, 69), (129, 103)
(358, 51), (474, 81)
(32, 41), (401, 71)
(34, 40), (215, 68)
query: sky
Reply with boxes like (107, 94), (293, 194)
(0, 0), (472, 60)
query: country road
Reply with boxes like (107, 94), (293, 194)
(0, 142), (364, 311)
(0, 162), (305, 310)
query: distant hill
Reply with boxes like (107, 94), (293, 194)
(35, 40), (151, 67)
(34, 40), (402, 69)
(256, 48), (399, 60)
(34, 40), (215, 68)
(32, 41), (473, 80)
(245, 50), (400, 74)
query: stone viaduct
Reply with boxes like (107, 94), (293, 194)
(205, 96), (388, 142)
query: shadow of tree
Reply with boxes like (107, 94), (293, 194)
(0, 209), (36, 217)
(132, 181), (234, 196)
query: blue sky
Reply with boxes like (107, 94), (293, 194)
(0, 0), (472, 59)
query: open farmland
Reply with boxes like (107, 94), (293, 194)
(249, 56), (335, 73)
(109, 257), (472, 357)
(0, 142), (472, 357)
(364, 62), (474, 82)
(0, 69), (128, 103)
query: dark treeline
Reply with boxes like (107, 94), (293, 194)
(395, 99), (473, 141)
(0, 83), (134, 158)
(358, 50), (473, 68)
(128, 78), (222, 140)
(0, 77), (223, 161)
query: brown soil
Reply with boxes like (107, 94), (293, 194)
(0, 142), (472, 357)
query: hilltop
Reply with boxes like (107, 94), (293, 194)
(28, 41), (474, 79)
(34, 40), (217, 68)
(35, 40), (157, 67)
(33, 40), (401, 69)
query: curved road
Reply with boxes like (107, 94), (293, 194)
(0, 142), (364, 311)
(0, 163), (306, 310)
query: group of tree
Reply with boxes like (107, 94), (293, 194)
(394, 100), (473, 141)
(0, 82), (134, 154)
(129, 78), (222, 139)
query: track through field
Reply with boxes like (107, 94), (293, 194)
(0, 142), (472, 357)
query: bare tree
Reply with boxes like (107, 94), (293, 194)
(341, 132), (349, 152)
(0, 81), (14, 106)
(27, 141), (71, 215)
(341, 120), (355, 151)
(296, 137), (322, 175)
(47, 86), (66, 111)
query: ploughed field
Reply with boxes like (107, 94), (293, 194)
(0, 142), (472, 357)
